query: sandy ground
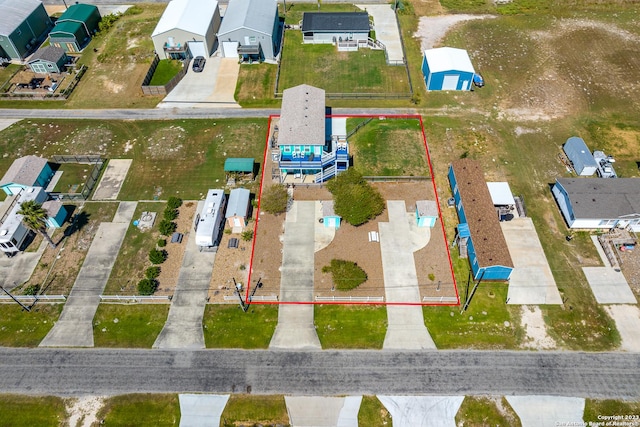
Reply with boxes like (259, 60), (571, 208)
(520, 305), (557, 350)
(415, 14), (495, 51)
(65, 396), (105, 427)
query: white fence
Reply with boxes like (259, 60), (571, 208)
(99, 295), (171, 304)
(422, 296), (459, 303)
(315, 296), (384, 302)
(223, 295), (278, 302)
(0, 295), (66, 303)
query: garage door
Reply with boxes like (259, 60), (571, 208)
(222, 41), (238, 58)
(188, 41), (206, 58)
(442, 75), (459, 90)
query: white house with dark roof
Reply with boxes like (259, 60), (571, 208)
(552, 178), (640, 232)
(217, 0), (280, 62)
(301, 12), (370, 46)
(151, 0), (221, 60)
(0, 155), (54, 196)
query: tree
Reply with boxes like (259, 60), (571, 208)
(260, 184), (289, 215)
(327, 169), (385, 226)
(17, 200), (56, 249)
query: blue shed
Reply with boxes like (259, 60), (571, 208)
(415, 200), (438, 227)
(422, 47), (476, 91)
(563, 136), (597, 176)
(322, 200), (341, 229)
(43, 199), (69, 228)
(0, 156), (54, 196)
(449, 159), (514, 281)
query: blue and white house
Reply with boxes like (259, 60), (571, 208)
(276, 84), (349, 183)
(449, 158), (513, 281)
(415, 200), (438, 227)
(422, 47), (476, 91)
(0, 156), (54, 196)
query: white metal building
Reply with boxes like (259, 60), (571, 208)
(225, 188), (250, 230)
(151, 0), (221, 60)
(217, 0), (280, 62)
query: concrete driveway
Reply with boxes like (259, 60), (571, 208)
(92, 159), (133, 200)
(506, 396), (585, 427)
(270, 201), (321, 350)
(39, 202), (136, 347)
(179, 394), (229, 427)
(286, 396), (362, 427)
(379, 201), (436, 350)
(378, 396), (464, 427)
(582, 267), (637, 304)
(604, 305), (640, 352)
(502, 218), (562, 305)
(154, 201), (215, 349)
(158, 57), (240, 108)
(357, 4), (405, 63)
(0, 238), (47, 291)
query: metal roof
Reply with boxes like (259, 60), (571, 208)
(556, 178), (640, 219)
(423, 47), (475, 74)
(0, 187), (47, 244)
(0, 156), (49, 188)
(151, 0), (219, 38)
(225, 188), (250, 218)
(57, 3), (98, 23)
(28, 45), (65, 63)
(50, 21), (83, 38)
(416, 200), (438, 217)
(0, 0), (44, 36)
(450, 158), (513, 269)
(563, 136), (598, 176)
(217, 0), (277, 38)
(224, 158), (254, 172)
(301, 12), (369, 33)
(487, 182), (516, 206)
(278, 84), (325, 147)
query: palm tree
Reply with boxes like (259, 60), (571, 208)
(17, 200), (56, 249)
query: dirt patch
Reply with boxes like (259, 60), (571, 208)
(66, 396), (105, 427)
(520, 305), (557, 350)
(145, 126), (188, 159)
(415, 14), (494, 51)
(619, 247), (640, 300)
(64, 126), (114, 155)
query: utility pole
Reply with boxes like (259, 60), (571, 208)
(233, 278), (247, 312)
(246, 278), (263, 308)
(0, 285), (31, 312)
(461, 270), (485, 313)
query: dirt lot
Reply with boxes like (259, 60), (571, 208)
(620, 247), (640, 300)
(8, 69), (68, 96)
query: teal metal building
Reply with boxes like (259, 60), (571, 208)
(0, 0), (53, 61)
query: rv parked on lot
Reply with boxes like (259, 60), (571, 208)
(195, 189), (226, 248)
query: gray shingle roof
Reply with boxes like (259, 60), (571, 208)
(557, 178), (640, 219)
(0, 155), (48, 187)
(0, 0), (43, 36)
(301, 12), (370, 33)
(278, 84), (325, 147)
(28, 45), (65, 64)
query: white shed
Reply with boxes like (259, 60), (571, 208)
(225, 188), (251, 231)
(151, 0), (221, 60)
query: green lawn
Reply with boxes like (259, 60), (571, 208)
(347, 118), (428, 176)
(0, 64), (21, 90)
(314, 305), (387, 349)
(203, 304), (278, 348)
(584, 400), (640, 425)
(358, 396), (392, 426)
(0, 304), (62, 347)
(235, 64), (280, 107)
(455, 396), (521, 427)
(0, 119), (267, 200)
(97, 394), (180, 426)
(278, 30), (410, 94)
(93, 304), (169, 348)
(221, 395), (289, 427)
(104, 202), (165, 295)
(51, 163), (92, 194)
(149, 59), (183, 86)
(0, 395), (67, 427)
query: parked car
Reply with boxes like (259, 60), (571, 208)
(192, 56), (206, 73)
(473, 73), (484, 88)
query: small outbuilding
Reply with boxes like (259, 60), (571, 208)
(224, 157), (255, 180)
(422, 47), (476, 91)
(0, 0), (53, 61)
(415, 200), (438, 228)
(0, 156), (54, 196)
(321, 200), (341, 229)
(49, 3), (101, 53)
(487, 182), (517, 221)
(217, 0), (281, 62)
(151, 0), (221, 60)
(563, 136), (598, 176)
(27, 45), (67, 73)
(225, 188), (250, 230)
(301, 12), (370, 46)
(43, 199), (69, 228)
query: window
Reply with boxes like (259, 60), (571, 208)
(284, 146), (291, 153)
(598, 219), (617, 226)
(304, 146), (311, 153)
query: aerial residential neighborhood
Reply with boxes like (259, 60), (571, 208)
(0, 0), (639, 426)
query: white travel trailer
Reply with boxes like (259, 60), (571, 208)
(0, 187), (47, 254)
(195, 189), (226, 248)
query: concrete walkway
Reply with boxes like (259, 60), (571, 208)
(92, 159), (133, 200)
(357, 4), (405, 63)
(270, 201), (321, 350)
(179, 394), (229, 427)
(285, 396), (361, 427)
(40, 202), (136, 347)
(0, 237), (48, 291)
(378, 396), (464, 427)
(379, 201), (436, 350)
(582, 267), (637, 304)
(506, 396), (585, 427)
(501, 218), (562, 305)
(604, 305), (640, 352)
(154, 201), (215, 349)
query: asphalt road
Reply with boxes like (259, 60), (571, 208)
(1, 348), (639, 399)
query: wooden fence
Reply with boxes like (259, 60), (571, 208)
(141, 55), (190, 96)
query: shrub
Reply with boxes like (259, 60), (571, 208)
(23, 284), (40, 296)
(327, 169), (384, 226)
(260, 184), (288, 215)
(149, 248), (167, 264)
(163, 208), (178, 221)
(145, 266), (161, 279)
(138, 278), (157, 295)
(167, 196), (183, 210)
(157, 238), (166, 247)
(158, 219), (176, 236)
(241, 229), (254, 241)
(322, 259), (367, 291)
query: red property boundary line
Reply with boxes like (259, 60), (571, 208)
(245, 114), (459, 306)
